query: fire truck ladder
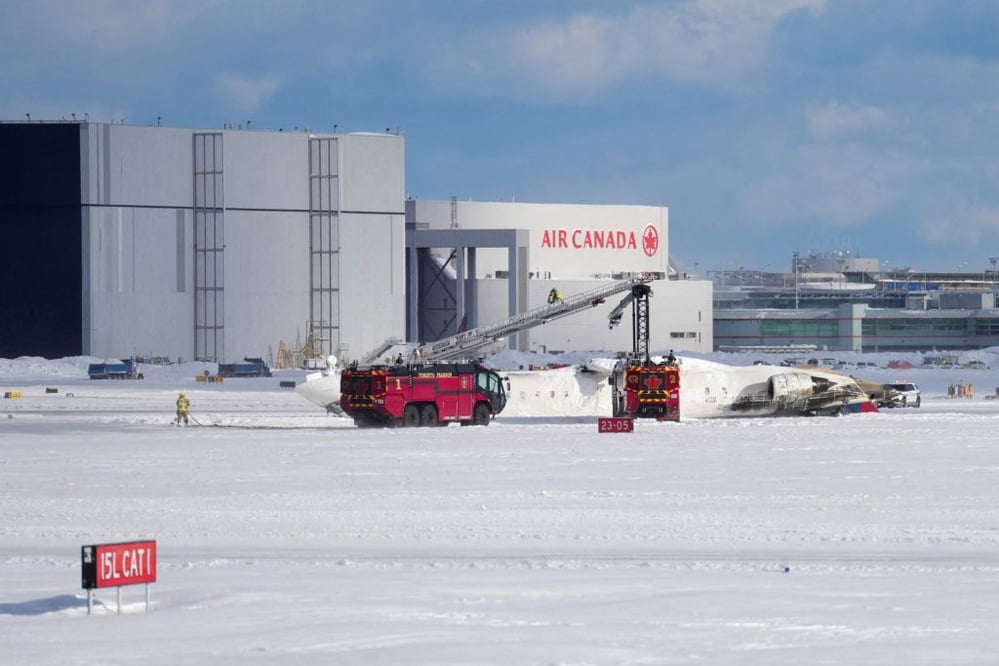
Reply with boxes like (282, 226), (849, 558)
(419, 273), (661, 362)
(606, 283), (653, 364)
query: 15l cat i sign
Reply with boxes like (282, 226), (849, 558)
(81, 540), (157, 589)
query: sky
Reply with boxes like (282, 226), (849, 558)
(4, 0), (999, 275)
(3, 354), (999, 663)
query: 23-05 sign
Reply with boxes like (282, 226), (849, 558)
(598, 417), (634, 433)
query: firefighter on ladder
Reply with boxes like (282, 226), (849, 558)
(175, 391), (190, 426)
(547, 288), (562, 305)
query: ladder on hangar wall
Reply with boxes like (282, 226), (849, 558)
(193, 132), (225, 362)
(308, 136), (341, 358)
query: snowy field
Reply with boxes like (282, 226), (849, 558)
(3, 354), (999, 664)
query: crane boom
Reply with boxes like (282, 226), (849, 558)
(360, 273), (663, 365)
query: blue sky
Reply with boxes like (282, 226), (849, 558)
(4, 0), (999, 275)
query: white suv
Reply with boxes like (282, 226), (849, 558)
(882, 381), (921, 408)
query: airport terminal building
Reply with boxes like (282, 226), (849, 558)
(0, 120), (711, 362)
(712, 253), (999, 351)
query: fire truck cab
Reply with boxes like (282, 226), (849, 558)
(610, 359), (680, 421)
(340, 362), (507, 428)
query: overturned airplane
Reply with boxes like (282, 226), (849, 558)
(295, 354), (881, 420)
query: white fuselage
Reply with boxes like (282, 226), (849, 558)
(294, 356), (872, 419)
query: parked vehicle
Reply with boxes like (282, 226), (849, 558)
(87, 358), (143, 380)
(879, 381), (921, 408)
(217, 357), (272, 378)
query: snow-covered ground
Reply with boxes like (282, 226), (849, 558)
(3, 353), (999, 664)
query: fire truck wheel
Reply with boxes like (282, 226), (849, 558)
(420, 404), (438, 426)
(357, 415), (385, 428)
(472, 403), (491, 426)
(403, 404), (421, 427)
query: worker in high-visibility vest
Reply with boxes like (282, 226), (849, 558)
(176, 391), (190, 426)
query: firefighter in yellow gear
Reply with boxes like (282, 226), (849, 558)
(176, 391), (191, 426)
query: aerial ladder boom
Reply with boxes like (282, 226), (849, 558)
(360, 273), (662, 364)
(607, 283), (653, 363)
(424, 273), (661, 361)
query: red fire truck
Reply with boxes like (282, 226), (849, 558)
(607, 283), (681, 421)
(610, 362), (680, 420)
(340, 362), (508, 427)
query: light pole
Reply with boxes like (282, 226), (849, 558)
(793, 251), (800, 309)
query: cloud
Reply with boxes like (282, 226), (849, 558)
(734, 132), (915, 231)
(861, 52), (999, 105)
(920, 203), (999, 249)
(25, 0), (192, 51)
(806, 101), (894, 138)
(214, 73), (283, 115)
(427, 0), (824, 99)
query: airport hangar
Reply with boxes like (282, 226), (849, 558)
(405, 199), (712, 356)
(0, 120), (712, 363)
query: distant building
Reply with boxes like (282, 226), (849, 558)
(711, 251), (999, 351)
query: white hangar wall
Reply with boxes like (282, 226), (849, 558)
(83, 205), (195, 359)
(408, 200), (712, 354)
(338, 209), (406, 361)
(80, 123), (405, 362)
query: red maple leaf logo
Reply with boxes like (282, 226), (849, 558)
(642, 373), (664, 389)
(642, 225), (659, 257)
